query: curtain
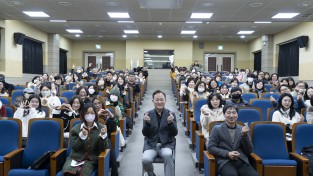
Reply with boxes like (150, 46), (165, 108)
(23, 38), (43, 74)
(254, 51), (261, 71)
(59, 49), (68, 74)
(278, 41), (299, 76)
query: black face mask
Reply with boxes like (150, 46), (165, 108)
(232, 94), (241, 100)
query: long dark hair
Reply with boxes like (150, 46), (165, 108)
(276, 93), (295, 118)
(80, 104), (98, 124)
(27, 94), (43, 113)
(69, 96), (84, 113)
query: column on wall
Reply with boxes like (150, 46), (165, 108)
(261, 35), (276, 73)
(46, 34), (60, 74)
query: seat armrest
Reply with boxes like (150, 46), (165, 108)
(119, 117), (126, 137)
(250, 153), (263, 176)
(290, 152), (309, 176)
(204, 151), (216, 176)
(98, 149), (110, 176)
(50, 148), (67, 176)
(4, 148), (24, 176)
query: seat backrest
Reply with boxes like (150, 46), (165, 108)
(262, 92), (281, 101)
(264, 84), (273, 92)
(292, 123), (313, 154)
(241, 93), (258, 104)
(250, 99), (273, 121)
(5, 105), (16, 118)
(60, 91), (76, 102)
(22, 118), (63, 168)
(59, 97), (67, 104)
(267, 107), (276, 121)
(0, 119), (22, 155)
(193, 99), (207, 125)
(42, 106), (50, 118)
(0, 97), (11, 106)
(251, 122), (289, 159)
(14, 85), (25, 90)
(11, 90), (23, 105)
(238, 107), (262, 127)
(68, 82), (77, 90)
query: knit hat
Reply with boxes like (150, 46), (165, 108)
(110, 87), (120, 98)
(23, 88), (34, 93)
(230, 87), (242, 94)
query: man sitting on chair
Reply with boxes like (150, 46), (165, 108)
(142, 90), (178, 176)
(208, 105), (258, 176)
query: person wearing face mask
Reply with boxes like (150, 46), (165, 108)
(191, 81), (210, 108)
(62, 104), (109, 176)
(87, 84), (99, 99)
(14, 94), (45, 147)
(70, 64), (83, 81)
(226, 87), (250, 108)
(81, 71), (90, 82)
(225, 74), (234, 84)
(239, 73), (255, 93)
(14, 88), (35, 108)
(40, 84), (62, 117)
(0, 100), (7, 117)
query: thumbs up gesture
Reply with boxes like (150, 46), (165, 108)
(167, 112), (174, 124)
(241, 123), (249, 136)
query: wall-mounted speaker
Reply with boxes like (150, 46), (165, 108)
(14, 32), (26, 45)
(199, 42), (204, 49)
(297, 36), (309, 48)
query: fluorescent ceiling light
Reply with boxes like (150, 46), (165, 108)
(237, 30), (254, 34)
(186, 21), (202, 24)
(181, 30), (196, 34)
(254, 21), (271, 23)
(118, 21), (134, 23)
(23, 11), (50, 17)
(122, 35), (127, 38)
(157, 35), (162, 38)
(75, 34), (80, 37)
(144, 51), (148, 53)
(124, 30), (139, 34)
(190, 13), (213, 19)
(193, 35), (198, 38)
(50, 20), (67, 23)
(272, 13), (299, 19)
(67, 29), (83, 33)
(107, 12), (130, 18)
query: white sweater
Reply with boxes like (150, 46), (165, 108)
(14, 108), (46, 137)
(272, 108), (302, 129)
(200, 105), (224, 140)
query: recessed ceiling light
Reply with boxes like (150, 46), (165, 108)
(240, 35), (245, 39)
(201, 2), (214, 7)
(67, 29), (83, 33)
(122, 35), (127, 38)
(11, 1), (24, 5)
(107, 12), (130, 18)
(106, 2), (119, 6)
(75, 34), (80, 37)
(157, 35), (162, 38)
(118, 21), (134, 23)
(186, 21), (202, 24)
(58, 2), (72, 6)
(254, 21), (272, 23)
(249, 2), (263, 7)
(98, 35), (103, 38)
(144, 51), (148, 53)
(237, 31), (254, 34)
(23, 11), (50, 17)
(124, 30), (139, 34)
(50, 20), (67, 23)
(181, 30), (196, 34)
(193, 35), (198, 39)
(272, 13), (299, 19)
(190, 13), (213, 19)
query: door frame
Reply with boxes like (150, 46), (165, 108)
(203, 52), (236, 72)
(83, 51), (115, 69)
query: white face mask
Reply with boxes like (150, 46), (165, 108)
(198, 87), (205, 93)
(77, 70), (82, 73)
(0, 100), (2, 108)
(110, 95), (118, 102)
(88, 88), (95, 95)
(85, 114), (95, 123)
(41, 90), (51, 97)
(247, 78), (254, 83)
(24, 93), (31, 99)
(113, 76), (117, 81)
(228, 75), (233, 79)
(98, 80), (104, 85)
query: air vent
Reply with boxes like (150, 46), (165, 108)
(58, 2), (72, 6)
(106, 2), (119, 6)
(249, 2), (263, 7)
(11, 1), (24, 5)
(201, 2), (214, 7)
(138, 0), (182, 9)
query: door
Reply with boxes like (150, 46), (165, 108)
(205, 53), (235, 72)
(102, 56), (111, 70)
(254, 51), (261, 71)
(88, 56), (96, 69)
(208, 57), (217, 71)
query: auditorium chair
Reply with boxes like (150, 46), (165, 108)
(5, 105), (15, 118)
(237, 107), (262, 127)
(267, 107), (276, 121)
(241, 92), (258, 104)
(11, 90), (23, 106)
(264, 84), (273, 92)
(250, 99), (273, 121)
(190, 98), (207, 148)
(0, 97), (11, 106)
(261, 92), (281, 101)
(60, 90), (76, 103)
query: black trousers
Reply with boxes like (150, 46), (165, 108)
(220, 159), (258, 176)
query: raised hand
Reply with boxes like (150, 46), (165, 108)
(143, 112), (151, 124)
(100, 126), (107, 135)
(241, 122), (249, 136)
(82, 128), (88, 136)
(167, 112), (174, 124)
